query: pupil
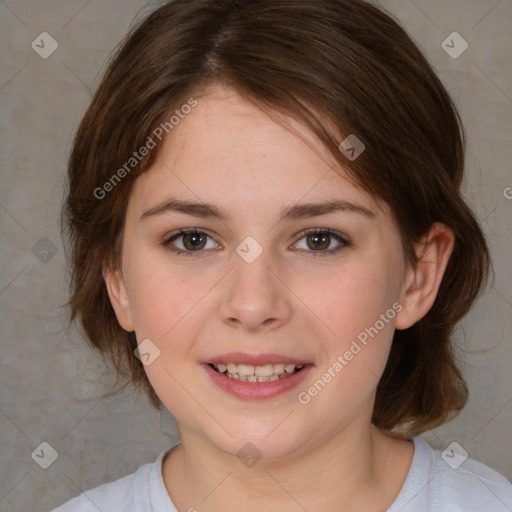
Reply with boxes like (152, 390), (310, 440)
(184, 232), (206, 250)
(308, 232), (329, 250)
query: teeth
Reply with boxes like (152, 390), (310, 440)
(212, 362), (304, 381)
(255, 364), (274, 377)
(237, 364), (254, 376)
(273, 363), (285, 374)
(257, 375), (278, 382)
(228, 373), (280, 382)
(285, 364), (295, 374)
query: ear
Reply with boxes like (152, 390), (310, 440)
(395, 222), (455, 330)
(102, 261), (135, 332)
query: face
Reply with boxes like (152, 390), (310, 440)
(106, 85), (413, 461)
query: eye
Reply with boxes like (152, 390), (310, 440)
(162, 227), (350, 258)
(162, 228), (218, 256)
(292, 228), (350, 257)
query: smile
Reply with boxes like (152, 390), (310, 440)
(211, 363), (304, 382)
(203, 357), (312, 399)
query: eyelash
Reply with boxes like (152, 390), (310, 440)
(162, 227), (350, 258)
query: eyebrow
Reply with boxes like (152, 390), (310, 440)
(140, 198), (375, 222)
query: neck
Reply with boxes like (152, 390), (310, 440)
(163, 420), (412, 512)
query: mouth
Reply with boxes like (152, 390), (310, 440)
(209, 362), (304, 382)
(203, 354), (313, 400)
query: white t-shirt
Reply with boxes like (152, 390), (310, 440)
(52, 436), (512, 511)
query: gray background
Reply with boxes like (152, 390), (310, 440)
(0, 0), (510, 510)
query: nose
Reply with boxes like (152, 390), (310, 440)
(217, 247), (293, 333)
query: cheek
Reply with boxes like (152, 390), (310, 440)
(125, 254), (211, 417)
(125, 248), (207, 340)
(123, 248), (216, 385)
(319, 257), (401, 341)
(309, 249), (402, 398)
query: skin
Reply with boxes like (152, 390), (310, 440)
(104, 84), (455, 511)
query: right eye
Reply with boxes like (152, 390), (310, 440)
(162, 228), (219, 256)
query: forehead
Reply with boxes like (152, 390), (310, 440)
(127, 85), (389, 222)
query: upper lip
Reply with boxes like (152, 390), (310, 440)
(205, 352), (312, 366)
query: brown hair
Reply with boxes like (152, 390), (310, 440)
(61, 0), (491, 435)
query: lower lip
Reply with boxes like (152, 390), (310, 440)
(202, 363), (313, 400)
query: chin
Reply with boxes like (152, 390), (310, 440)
(208, 420), (309, 463)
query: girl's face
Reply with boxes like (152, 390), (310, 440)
(106, 85), (412, 460)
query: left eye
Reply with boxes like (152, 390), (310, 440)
(293, 228), (349, 255)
